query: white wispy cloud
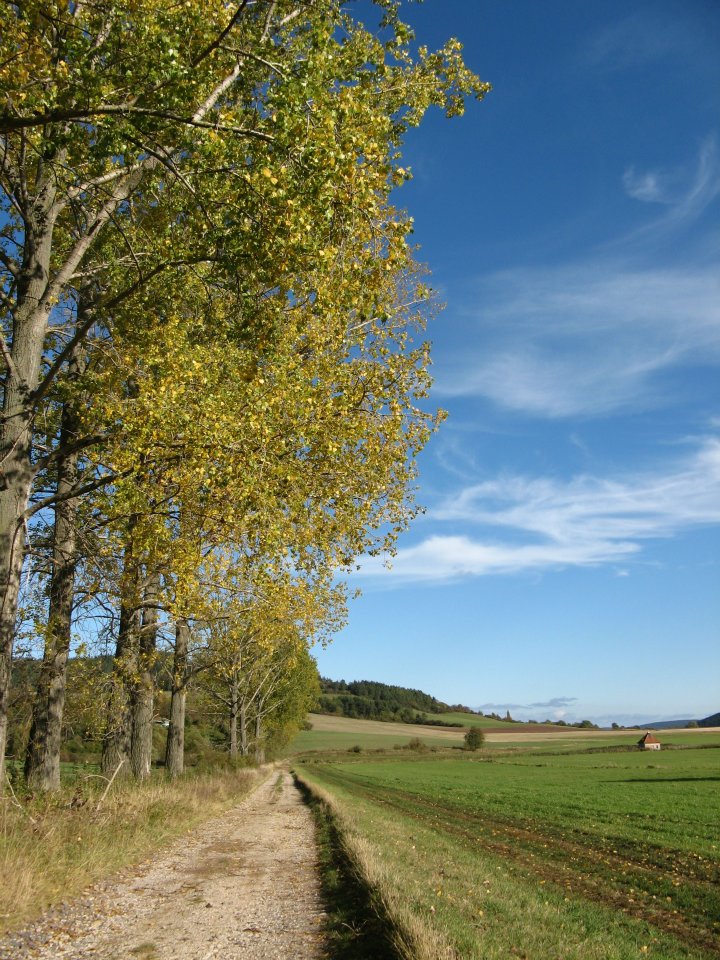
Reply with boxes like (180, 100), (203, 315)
(435, 139), (720, 417)
(583, 13), (695, 71)
(480, 697), (577, 711)
(436, 264), (720, 416)
(622, 167), (674, 204)
(360, 437), (720, 582)
(619, 137), (720, 241)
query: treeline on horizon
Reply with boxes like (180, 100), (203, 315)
(317, 677), (719, 730)
(317, 676), (471, 725)
(0, 1), (489, 792)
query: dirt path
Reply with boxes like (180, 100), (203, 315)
(1, 770), (327, 960)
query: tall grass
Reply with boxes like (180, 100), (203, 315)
(0, 765), (265, 933)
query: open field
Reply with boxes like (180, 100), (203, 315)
(418, 711), (562, 730)
(295, 739), (720, 959)
(291, 714), (468, 752)
(291, 713), (720, 754)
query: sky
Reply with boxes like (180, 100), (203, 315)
(314, 0), (720, 726)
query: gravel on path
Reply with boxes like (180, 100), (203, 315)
(1, 770), (327, 960)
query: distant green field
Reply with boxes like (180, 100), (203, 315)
(296, 742), (720, 959)
(290, 728), (459, 753)
(290, 714), (462, 753)
(293, 712), (718, 757)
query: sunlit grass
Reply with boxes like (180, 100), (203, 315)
(296, 744), (720, 959)
(0, 766), (264, 933)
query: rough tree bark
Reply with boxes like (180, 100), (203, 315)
(0, 172), (60, 773)
(101, 542), (140, 778)
(24, 368), (81, 791)
(229, 672), (239, 760)
(254, 707), (264, 764)
(165, 617), (190, 778)
(130, 571), (161, 780)
(239, 699), (249, 757)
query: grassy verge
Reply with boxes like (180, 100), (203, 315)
(295, 774), (401, 960)
(295, 769), (460, 960)
(0, 764), (266, 934)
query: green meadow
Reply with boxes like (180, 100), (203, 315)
(295, 733), (720, 959)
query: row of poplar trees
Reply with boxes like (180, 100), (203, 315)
(0, 0), (488, 791)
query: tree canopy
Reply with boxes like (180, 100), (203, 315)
(0, 0), (489, 783)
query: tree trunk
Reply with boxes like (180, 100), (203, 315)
(254, 710), (264, 764)
(0, 504), (24, 772)
(229, 673), (239, 760)
(0, 178), (60, 775)
(130, 572), (160, 781)
(101, 544), (140, 778)
(24, 382), (81, 791)
(165, 618), (189, 778)
(239, 699), (248, 757)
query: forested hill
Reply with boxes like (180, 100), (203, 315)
(317, 677), (473, 725)
(699, 712), (720, 727)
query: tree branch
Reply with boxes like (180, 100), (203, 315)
(31, 432), (107, 475)
(0, 105), (274, 142)
(0, 329), (20, 384)
(23, 468), (133, 521)
(191, 0), (250, 69)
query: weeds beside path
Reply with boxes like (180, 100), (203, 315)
(1, 770), (327, 959)
(1, 766), (265, 935)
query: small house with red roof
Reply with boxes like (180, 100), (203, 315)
(637, 732), (661, 751)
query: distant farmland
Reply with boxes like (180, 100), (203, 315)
(292, 713), (720, 754)
(295, 726), (720, 959)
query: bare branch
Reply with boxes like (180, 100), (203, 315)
(0, 246), (19, 277)
(23, 468), (133, 521)
(40, 164), (148, 314)
(191, 0), (250, 69)
(65, 164), (141, 202)
(277, 8), (303, 29)
(260, 1), (277, 43)
(31, 432), (107, 475)
(0, 105), (274, 142)
(221, 47), (287, 77)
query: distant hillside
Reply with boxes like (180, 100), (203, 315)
(699, 711), (720, 727)
(644, 712), (719, 730)
(645, 719), (696, 729)
(317, 677), (473, 726)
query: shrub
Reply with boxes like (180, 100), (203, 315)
(464, 727), (485, 751)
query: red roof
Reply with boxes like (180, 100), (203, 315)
(638, 732), (661, 744)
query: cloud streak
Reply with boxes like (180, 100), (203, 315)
(360, 437), (720, 582)
(435, 264), (720, 416)
(583, 13), (698, 71)
(619, 137), (720, 242)
(622, 167), (674, 204)
(435, 139), (720, 418)
(480, 697), (577, 711)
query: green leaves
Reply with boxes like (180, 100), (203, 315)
(2, 2), (488, 753)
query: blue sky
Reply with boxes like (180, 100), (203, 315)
(314, 0), (720, 726)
